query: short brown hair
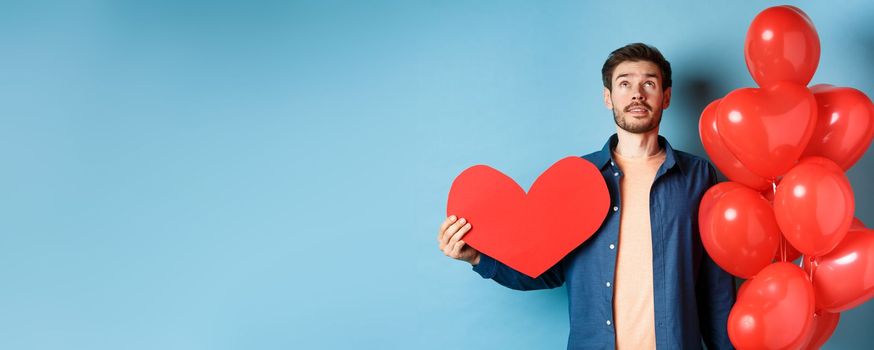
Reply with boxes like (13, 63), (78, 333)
(601, 43), (672, 91)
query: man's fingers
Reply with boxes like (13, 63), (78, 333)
(450, 240), (467, 258)
(443, 243), (454, 256)
(438, 215), (457, 241)
(448, 222), (472, 246)
(441, 217), (466, 247)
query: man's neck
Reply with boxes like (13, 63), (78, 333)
(614, 128), (662, 159)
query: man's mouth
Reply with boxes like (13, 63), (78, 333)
(626, 104), (650, 113)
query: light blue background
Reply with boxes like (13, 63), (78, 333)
(1, 1), (872, 349)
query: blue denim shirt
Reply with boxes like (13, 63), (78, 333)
(473, 134), (735, 350)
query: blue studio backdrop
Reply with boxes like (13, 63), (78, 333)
(1, 1), (873, 349)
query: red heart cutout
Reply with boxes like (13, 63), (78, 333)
(716, 81), (817, 179)
(802, 84), (874, 170)
(446, 157), (609, 278)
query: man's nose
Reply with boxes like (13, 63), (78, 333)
(632, 85), (646, 100)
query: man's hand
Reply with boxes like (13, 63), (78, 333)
(438, 215), (481, 266)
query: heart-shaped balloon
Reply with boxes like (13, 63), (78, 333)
(802, 84), (874, 170)
(802, 311), (840, 350)
(700, 182), (780, 278)
(745, 5), (820, 87)
(728, 262), (815, 350)
(717, 82), (817, 180)
(699, 99), (771, 190)
(774, 157), (854, 257)
(805, 229), (874, 313)
(446, 157), (609, 278)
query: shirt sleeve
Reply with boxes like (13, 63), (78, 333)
(472, 253), (565, 291)
(697, 163), (737, 349)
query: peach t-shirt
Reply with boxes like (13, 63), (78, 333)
(611, 148), (666, 350)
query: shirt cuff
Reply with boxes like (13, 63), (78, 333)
(472, 253), (497, 279)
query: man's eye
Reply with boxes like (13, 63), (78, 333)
(619, 81), (629, 87)
(645, 81), (655, 87)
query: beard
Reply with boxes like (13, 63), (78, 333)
(612, 102), (662, 134)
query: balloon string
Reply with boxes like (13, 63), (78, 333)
(809, 256), (818, 282)
(773, 181), (787, 263)
(781, 238), (787, 263)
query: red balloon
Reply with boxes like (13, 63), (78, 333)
(699, 181), (748, 219)
(728, 262), (815, 350)
(700, 182), (781, 278)
(802, 311), (840, 350)
(745, 6), (820, 87)
(700, 99), (771, 190)
(806, 229), (874, 313)
(717, 82), (817, 179)
(774, 157), (855, 256)
(802, 84), (874, 170)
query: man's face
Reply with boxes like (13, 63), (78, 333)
(603, 60), (671, 134)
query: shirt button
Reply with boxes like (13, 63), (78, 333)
(613, 172), (619, 177)
(606, 282), (611, 287)
(613, 206), (618, 212)
(606, 320), (612, 326)
(609, 244), (615, 250)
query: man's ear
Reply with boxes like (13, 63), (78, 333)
(603, 87), (613, 110)
(662, 87), (672, 110)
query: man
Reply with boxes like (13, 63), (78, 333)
(437, 43), (735, 349)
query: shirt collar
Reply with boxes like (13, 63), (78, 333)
(590, 133), (682, 174)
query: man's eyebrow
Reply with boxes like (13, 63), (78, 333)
(614, 72), (660, 81)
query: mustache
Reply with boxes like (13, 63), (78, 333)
(625, 102), (652, 112)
